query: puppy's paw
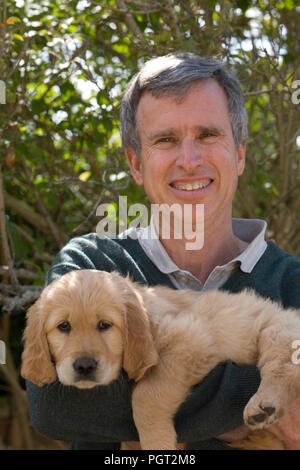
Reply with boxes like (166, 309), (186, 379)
(244, 396), (282, 430)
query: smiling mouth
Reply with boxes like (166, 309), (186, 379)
(170, 179), (213, 191)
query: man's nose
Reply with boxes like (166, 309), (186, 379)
(177, 138), (204, 172)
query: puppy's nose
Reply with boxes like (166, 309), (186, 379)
(73, 357), (98, 376)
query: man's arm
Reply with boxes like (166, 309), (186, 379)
(27, 362), (260, 445)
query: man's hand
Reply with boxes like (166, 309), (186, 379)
(268, 396), (300, 449)
(217, 396), (300, 449)
(217, 424), (250, 443)
(121, 441), (188, 450)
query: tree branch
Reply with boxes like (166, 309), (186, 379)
(0, 165), (19, 289)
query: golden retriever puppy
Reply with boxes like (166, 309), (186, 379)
(21, 269), (300, 450)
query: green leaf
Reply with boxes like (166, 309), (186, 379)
(31, 98), (47, 114)
(12, 33), (24, 41)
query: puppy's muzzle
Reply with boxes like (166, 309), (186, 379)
(73, 356), (98, 381)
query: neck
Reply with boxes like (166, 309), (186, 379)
(154, 214), (248, 284)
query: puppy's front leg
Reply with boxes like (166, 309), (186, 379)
(132, 365), (190, 450)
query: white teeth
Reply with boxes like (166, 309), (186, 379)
(172, 180), (211, 191)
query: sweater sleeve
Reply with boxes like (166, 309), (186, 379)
(281, 265), (300, 310)
(26, 234), (261, 449)
(26, 362), (260, 447)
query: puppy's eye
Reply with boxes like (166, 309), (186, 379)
(57, 321), (71, 333)
(97, 320), (112, 332)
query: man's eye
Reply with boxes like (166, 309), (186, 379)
(157, 137), (175, 144)
(201, 133), (216, 139)
(57, 321), (71, 333)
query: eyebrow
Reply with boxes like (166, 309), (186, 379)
(148, 125), (226, 142)
(148, 128), (177, 142)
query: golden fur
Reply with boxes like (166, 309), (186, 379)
(21, 269), (300, 450)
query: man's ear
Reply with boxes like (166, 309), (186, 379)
(237, 140), (246, 176)
(125, 147), (144, 186)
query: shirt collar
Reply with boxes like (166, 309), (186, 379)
(135, 217), (267, 275)
(230, 218), (267, 272)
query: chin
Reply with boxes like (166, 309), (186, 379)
(73, 380), (99, 389)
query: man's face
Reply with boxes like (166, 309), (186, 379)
(126, 79), (246, 225)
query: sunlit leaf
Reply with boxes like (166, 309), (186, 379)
(6, 16), (21, 24)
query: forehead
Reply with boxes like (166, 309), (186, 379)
(43, 276), (124, 330)
(136, 79), (231, 132)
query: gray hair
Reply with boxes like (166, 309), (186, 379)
(120, 52), (248, 154)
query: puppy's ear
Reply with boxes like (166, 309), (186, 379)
(123, 289), (158, 382)
(21, 299), (57, 386)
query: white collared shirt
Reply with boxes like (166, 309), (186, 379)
(120, 218), (268, 291)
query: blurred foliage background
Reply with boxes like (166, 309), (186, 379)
(0, 0), (299, 450)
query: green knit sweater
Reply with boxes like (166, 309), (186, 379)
(26, 233), (300, 450)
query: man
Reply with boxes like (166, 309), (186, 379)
(26, 53), (300, 450)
